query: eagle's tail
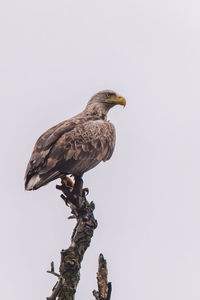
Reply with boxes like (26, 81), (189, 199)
(25, 171), (61, 191)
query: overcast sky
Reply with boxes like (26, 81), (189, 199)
(1, 0), (200, 299)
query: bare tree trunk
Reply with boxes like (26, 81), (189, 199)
(46, 178), (111, 300)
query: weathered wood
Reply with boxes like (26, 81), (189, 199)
(46, 179), (97, 300)
(93, 254), (112, 300)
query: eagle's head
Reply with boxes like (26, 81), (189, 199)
(85, 90), (126, 118)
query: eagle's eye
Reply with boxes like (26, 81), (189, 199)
(106, 93), (114, 98)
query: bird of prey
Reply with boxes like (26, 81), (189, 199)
(24, 90), (126, 191)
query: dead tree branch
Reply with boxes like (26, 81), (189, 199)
(93, 254), (112, 300)
(46, 177), (97, 300)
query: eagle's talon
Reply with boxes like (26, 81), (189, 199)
(60, 194), (69, 206)
(68, 215), (76, 220)
(82, 188), (89, 197)
(56, 184), (65, 191)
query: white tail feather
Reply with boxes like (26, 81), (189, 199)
(25, 174), (41, 191)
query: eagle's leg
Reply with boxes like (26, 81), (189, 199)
(60, 175), (89, 197)
(73, 176), (83, 196)
(74, 176), (89, 197)
(61, 175), (74, 188)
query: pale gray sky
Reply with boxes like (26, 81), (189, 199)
(1, 0), (200, 299)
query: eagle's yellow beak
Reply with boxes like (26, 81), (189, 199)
(108, 94), (126, 107)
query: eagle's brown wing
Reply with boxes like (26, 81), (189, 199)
(24, 119), (76, 181)
(25, 119), (115, 190)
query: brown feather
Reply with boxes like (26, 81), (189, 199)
(24, 90), (122, 190)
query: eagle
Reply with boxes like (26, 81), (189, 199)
(24, 90), (126, 191)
